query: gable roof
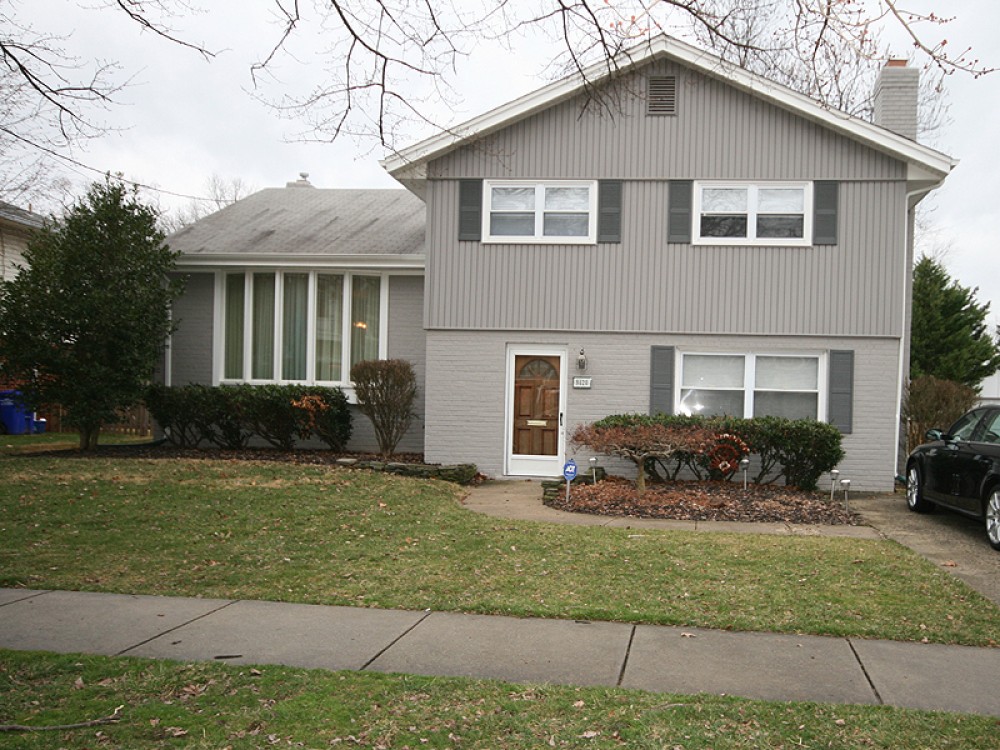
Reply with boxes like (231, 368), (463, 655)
(381, 34), (955, 194)
(169, 187), (425, 268)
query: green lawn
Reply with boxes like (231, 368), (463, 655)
(1, 650), (994, 749)
(1, 456), (997, 646)
(0, 431), (152, 455)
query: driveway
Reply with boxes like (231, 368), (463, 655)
(853, 493), (1000, 607)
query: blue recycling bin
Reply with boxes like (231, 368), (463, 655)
(0, 390), (31, 435)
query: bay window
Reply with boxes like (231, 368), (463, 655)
(694, 182), (811, 245)
(679, 352), (823, 420)
(219, 271), (386, 385)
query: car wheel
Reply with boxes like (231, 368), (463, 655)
(985, 488), (1000, 551)
(906, 464), (934, 513)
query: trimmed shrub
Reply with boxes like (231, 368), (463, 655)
(145, 383), (215, 447)
(145, 384), (351, 451)
(581, 412), (844, 491)
(350, 359), (417, 459)
(293, 387), (352, 451)
(572, 419), (716, 494)
(211, 384), (256, 449)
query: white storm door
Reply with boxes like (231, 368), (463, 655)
(505, 346), (567, 476)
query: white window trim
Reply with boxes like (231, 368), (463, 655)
(212, 269), (389, 394)
(693, 181), (813, 247)
(675, 351), (827, 420)
(482, 179), (598, 244)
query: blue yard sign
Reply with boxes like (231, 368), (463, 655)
(563, 459), (578, 481)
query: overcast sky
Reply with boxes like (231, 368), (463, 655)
(17, 1), (1000, 322)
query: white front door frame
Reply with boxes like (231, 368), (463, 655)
(504, 344), (568, 477)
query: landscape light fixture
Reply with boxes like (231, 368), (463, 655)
(830, 469), (840, 502)
(840, 478), (851, 512)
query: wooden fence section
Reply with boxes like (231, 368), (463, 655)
(39, 403), (153, 437)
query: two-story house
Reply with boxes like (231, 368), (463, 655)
(165, 35), (955, 491)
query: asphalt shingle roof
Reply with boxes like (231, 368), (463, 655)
(167, 187), (426, 257)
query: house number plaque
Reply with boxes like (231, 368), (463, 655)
(572, 377), (592, 389)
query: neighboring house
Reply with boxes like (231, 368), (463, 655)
(0, 201), (44, 282)
(164, 35), (954, 491)
(0, 201), (45, 392)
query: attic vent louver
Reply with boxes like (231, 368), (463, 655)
(647, 76), (677, 115)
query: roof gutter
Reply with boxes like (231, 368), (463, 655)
(176, 253), (426, 270)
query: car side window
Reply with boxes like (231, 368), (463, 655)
(949, 410), (983, 441)
(976, 410), (1000, 444)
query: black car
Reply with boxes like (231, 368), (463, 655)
(906, 406), (1000, 550)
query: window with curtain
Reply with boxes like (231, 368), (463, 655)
(220, 271), (383, 384)
(315, 274), (344, 382)
(350, 275), (381, 368)
(251, 273), (276, 380)
(223, 273), (245, 380)
(282, 273), (309, 380)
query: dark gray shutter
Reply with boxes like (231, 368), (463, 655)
(667, 180), (692, 243)
(828, 350), (854, 434)
(597, 180), (622, 243)
(458, 179), (482, 241)
(650, 346), (675, 415)
(813, 181), (838, 246)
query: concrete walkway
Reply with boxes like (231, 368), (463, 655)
(2, 587), (999, 717)
(4, 482), (999, 719)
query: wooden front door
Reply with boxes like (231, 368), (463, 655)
(507, 352), (564, 476)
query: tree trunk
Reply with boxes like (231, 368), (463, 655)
(635, 458), (646, 496)
(79, 425), (101, 451)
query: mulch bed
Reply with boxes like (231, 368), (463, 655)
(547, 475), (859, 525)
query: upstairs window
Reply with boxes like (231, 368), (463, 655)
(694, 182), (812, 246)
(483, 181), (597, 244)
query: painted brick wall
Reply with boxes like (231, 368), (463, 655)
(425, 330), (900, 491)
(169, 272), (215, 385)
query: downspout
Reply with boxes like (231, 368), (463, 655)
(894, 185), (935, 476)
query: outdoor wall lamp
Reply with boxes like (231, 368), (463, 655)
(577, 348), (588, 371)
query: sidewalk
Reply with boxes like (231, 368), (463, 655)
(2, 587), (999, 717)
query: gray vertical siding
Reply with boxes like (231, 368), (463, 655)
(169, 272), (215, 385)
(424, 330), (899, 491)
(430, 61), (904, 182)
(426, 180), (906, 336)
(423, 58), (909, 337)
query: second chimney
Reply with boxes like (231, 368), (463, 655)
(874, 59), (919, 141)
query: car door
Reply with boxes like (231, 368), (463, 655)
(923, 408), (987, 506)
(959, 409), (1000, 514)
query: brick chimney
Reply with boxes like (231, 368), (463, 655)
(874, 59), (919, 140)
